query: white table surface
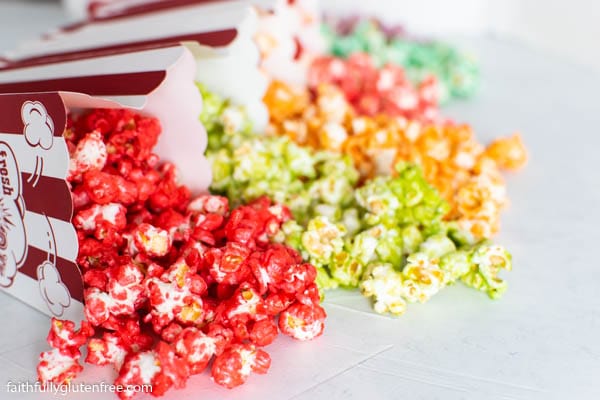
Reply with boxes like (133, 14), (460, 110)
(1, 1), (599, 399)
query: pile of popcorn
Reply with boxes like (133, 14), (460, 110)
(34, 8), (528, 399)
(321, 17), (480, 103)
(38, 110), (325, 398)
(263, 77), (526, 239)
(203, 85), (518, 315)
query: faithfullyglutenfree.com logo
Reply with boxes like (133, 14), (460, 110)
(5, 380), (152, 397)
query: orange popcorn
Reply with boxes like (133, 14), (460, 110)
(484, 134), (528, 170)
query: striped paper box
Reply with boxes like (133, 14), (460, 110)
(0, 44), (208, 321)
(10, 0), (275, 131)
(83, 0), (326, 86)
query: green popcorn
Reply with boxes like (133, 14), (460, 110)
(316, 266), (340, 291)
(401, 224), (425, 254)
(461, 243), (512, 299)
(439, 249), (471, 283)
(346, 225), (383, 265)
(341, 208), (362, 236)
(301, 217), (346, 268)
(374, 226), (404, 267)
(328, 225), (385, 287)
(418, 234), (456, 259)
(356, 163), (449, 229)
(198, 83), (227, 136)
(329, 251), (365, 288)
(360, 263), (407, 316)
(400, 252), (448, 303)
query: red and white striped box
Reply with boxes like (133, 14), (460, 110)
(0, 44), (208, 321)
(9, 0), (275, 131)
(82, 0), (326, 86)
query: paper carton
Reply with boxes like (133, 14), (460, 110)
(0, 44), (208, 320)
(12, 0), (274, 131)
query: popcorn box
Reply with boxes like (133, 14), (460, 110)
(0, 44), (208, 321)
(81, 0), (326, 85)
(11, 0), (275, 130)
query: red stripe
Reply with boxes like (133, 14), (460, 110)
(0, 93), (66, 136)
(0, 71), (166, 97)
(21, 174), (74, 222)
(1, 29), (236, 71)
(20, 246), (84, 303)
(86, 0), (228, 22)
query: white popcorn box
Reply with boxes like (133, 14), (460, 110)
(14, 0), (276, 131)
(0, 44), (209, 321)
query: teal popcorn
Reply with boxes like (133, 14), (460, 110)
(323, 19), (480, 103)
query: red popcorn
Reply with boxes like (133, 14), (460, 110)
(68, 130), (107, 181)
(38, 347), (83, 384)
(263, 292), (296, 315)
(249, 319), (278, 347)
(173, 327), (216, 374)
(37, 109), (325, 398)
(206, 243), (252, 285)
(308, 53), (441, 122)
(46, 318), (94, 351)
(211, 344), (271, 389)
(86, 332), (128, 370)
(279, 303), (327, 341)
(84, 263), (145, 326)
(188, 194), (229, 216)
(145, 259), (205, 331)
(115, 342), (189, 400)
(131, 223), (172, 258)
(74, 203), (127, 242)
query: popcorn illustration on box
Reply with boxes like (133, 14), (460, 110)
(0, 94), (82, 320)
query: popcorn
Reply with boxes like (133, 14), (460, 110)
(46, 318), (94, 351)
(484, 134), (528, 171)
(38, 109), (326, 398)
(131, 223), (172, 258)
(278, 302), (327, 341)
(115, 342), (189, 400)
(400, 253), (447, 303)
(173, 328), (216, 375)
(301, 216), (346, 266)
(322, 18), (480, 103)
(461, 243), (512, 299)
(68, 130), (107, 181)
(145, 260), (205, 331)
(38, 347), (83, 385)
(360, 263), (407, 316)
(38, 319), (93, 385)
(308, 53), (441, 122)
(86, 332), (128, 370)
(211, 343), (271, 389)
